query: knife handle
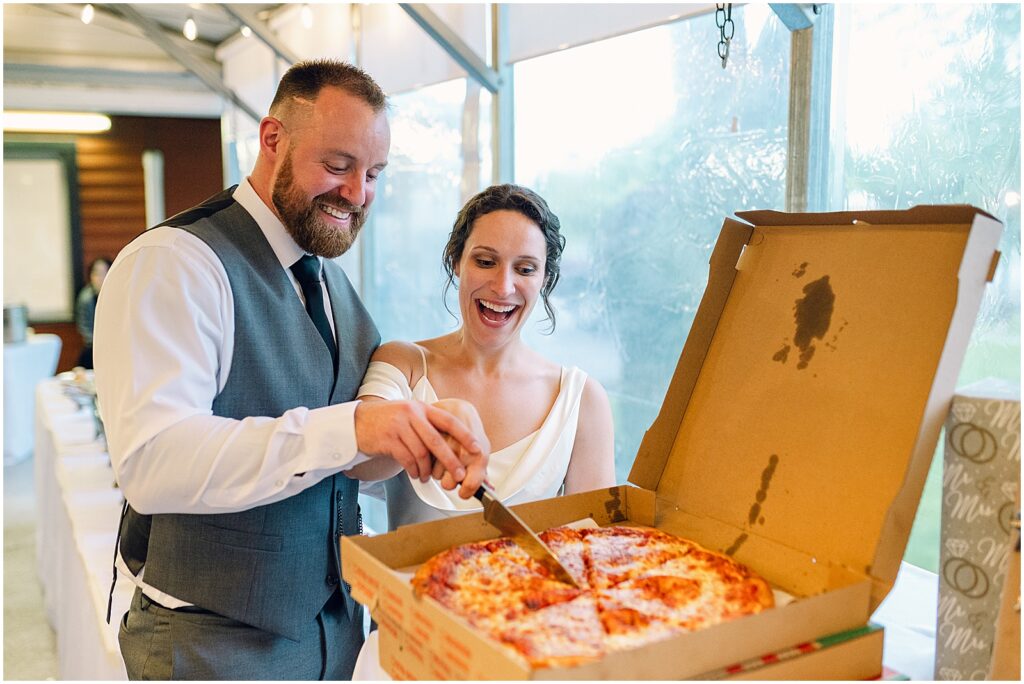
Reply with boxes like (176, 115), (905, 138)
(473, 485), (486, 502)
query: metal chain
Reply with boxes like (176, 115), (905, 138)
(715, 3), (735, 69)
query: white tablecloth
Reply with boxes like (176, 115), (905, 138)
(34, 375), (130, 681)
(872, 561), (940, 680)
(4, 333), (61, 463)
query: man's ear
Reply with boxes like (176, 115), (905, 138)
(259, 116), (287, 161)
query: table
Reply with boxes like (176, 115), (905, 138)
(4, 333), (61, 463)
(873, 562), (939, 680)
(34, 374), (131, 680)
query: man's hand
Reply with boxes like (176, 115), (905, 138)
(429, 398), (490, 499)
(353, 400), (488, 497)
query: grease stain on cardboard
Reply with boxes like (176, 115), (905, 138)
(774, 271), (837, 370)
(726, 454), (779, 555)
(604, 487), (628, 523)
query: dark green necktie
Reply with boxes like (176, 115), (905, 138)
(290, 255), (338, 365)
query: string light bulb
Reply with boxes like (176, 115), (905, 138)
(183, 15), (198, 41)
(240, 25), (252, 38)
(301, 4), (313, 29)
(81, 4), (94, 25)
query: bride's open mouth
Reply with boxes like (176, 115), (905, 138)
(477, 299), (519, 323)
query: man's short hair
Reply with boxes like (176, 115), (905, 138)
(269, 59), (387, 117)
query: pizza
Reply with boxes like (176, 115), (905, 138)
(411, 525), (774, 668)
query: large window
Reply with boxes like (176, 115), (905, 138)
(360, 78), (491, 531)
(832, 2), (1021, 572)
(363, 79), (492, 343)
(515, 4), (792, 484)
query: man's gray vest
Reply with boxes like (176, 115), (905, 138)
(115, 187), (379, 641)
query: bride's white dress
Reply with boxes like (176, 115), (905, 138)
(351, 348), (588, 679)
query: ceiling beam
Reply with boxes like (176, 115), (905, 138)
(4, 62), (208, 91)
(769, 3), (816, 31)
(4, 82), (225, 118)
(113, 4), (261, 122)
(399, 3), (500, 93)
(220, 4), (301, 65)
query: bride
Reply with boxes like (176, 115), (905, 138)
(349, 183), (616, 678)
(352, 183), (616, 526)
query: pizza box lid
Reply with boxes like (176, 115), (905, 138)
(628, 205), (1002, 611)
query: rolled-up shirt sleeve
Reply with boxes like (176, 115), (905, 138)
(94, 227), (367, 516)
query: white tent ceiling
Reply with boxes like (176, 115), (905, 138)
(3, 3), (722, 119)
(3, 3), (281, 118)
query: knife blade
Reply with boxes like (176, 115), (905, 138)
(473, 484), (579, 588)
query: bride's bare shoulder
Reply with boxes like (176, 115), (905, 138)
(370, 340), (425, 382)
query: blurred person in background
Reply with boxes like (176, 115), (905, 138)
(75, 256), (110, 369)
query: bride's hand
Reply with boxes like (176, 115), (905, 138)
(430, 398), (490, 498)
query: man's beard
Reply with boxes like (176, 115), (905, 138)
(271, 153), (366, 258)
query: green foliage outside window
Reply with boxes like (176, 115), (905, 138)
(835, 2), (1020, 572)
(517, 5), (791, 484)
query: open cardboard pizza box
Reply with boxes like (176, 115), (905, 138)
(342, 205), (1003, 680)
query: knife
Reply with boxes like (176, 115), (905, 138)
(473, 483), (579, 588)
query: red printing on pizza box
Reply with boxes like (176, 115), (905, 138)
(343, 205), (1002, 679)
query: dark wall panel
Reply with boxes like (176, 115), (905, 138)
(75, 115), (223, 271)
(148, 117), (225, 217)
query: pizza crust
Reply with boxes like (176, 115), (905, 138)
(411, 525), (775, 668)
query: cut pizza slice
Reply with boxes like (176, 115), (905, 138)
(594, 588), (693, 653)
(645, 546), (775, 618)
(538, 526), (590, 589)
(598, 574), (712, 635)
(594, 541), (775, 648)
(581, 526), (697, 590)
(495, 594), (607, 668)
(412, 537), (582, 631)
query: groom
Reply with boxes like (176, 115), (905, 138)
(95, 59), (489, 680)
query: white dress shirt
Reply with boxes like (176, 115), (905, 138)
(95, 179), (369, 521)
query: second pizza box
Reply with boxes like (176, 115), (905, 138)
(343, 205), (1003, 679)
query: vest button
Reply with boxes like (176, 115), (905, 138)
(326, 574), (339, 586)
